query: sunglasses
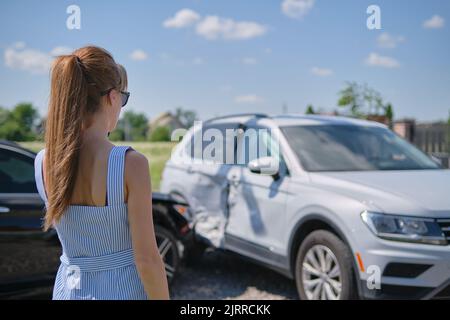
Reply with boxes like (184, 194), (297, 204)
(100, 88), (130, 108)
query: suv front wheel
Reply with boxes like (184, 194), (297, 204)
(295, 230), (358, 300)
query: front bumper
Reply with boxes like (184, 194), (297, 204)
(354, 230), (450, 300)
(359, 279), (450, 300)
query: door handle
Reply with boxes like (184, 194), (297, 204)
(0, 206), (11, 213)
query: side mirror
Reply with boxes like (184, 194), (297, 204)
(248, 157), (280, 178)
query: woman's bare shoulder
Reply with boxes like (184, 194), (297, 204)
(124, 148), (150, 183)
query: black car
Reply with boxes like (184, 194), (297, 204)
(0, 141), (194, 299)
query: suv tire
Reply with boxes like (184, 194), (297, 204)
(295, 230), (357, 300)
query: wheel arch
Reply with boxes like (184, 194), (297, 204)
(287, 214), (362, 296)
(152, 206), (177, 236)
(168, 189), (189, 205)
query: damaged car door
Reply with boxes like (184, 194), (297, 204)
(186, 122), (240, 248)
(224, 125), (290, 267)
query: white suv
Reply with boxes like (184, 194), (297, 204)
(161, 114), (450, 300)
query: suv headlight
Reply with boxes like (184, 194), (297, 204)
(361, 211), (447, 246)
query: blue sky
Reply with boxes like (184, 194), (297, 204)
(1, 0), (449, 122)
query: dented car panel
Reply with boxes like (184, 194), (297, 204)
(161, 114), (450, 300)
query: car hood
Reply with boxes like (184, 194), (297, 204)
(306, 169), (450, 218)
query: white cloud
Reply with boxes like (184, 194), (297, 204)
(311, 67), (333, 77)
(51, 46), (73, 56)
(365, 53), (400, 68)
(282, 0), (315, 19)
(377, 32), (405, 49)
(196, 16), (267, 40)
(242, 57), (258, 65)
(4, 43), (53, 74)
(423, 15), (445, 29)
(163, 9), (201, 28)
(235, 94), (264, 104)
(130, 49), (149, 61)
(163, 9), (267, 41)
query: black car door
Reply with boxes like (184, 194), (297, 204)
(0, 145), (60, 296)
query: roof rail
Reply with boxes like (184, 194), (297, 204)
(0, 140), (36, 156)
(205, 113), (269, 123)
(0, 140), (20, 148)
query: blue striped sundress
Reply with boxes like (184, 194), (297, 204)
(34, 146), (148, 300)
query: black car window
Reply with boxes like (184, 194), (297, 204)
(0, 148), (38, 193)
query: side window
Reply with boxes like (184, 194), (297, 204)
(184, 123), (240, 165)
(237, 126), (287, 173)
(183, 130), (197, 159)
(0, 148), (37, 193)
(184, 128), (204, 160)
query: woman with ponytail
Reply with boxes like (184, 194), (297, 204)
(34, 46), (169, 300)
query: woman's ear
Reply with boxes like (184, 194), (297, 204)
(106, 90), (114, 106)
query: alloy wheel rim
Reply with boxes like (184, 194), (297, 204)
(156, 233), (176, 280)
(301, 244), (342, 300)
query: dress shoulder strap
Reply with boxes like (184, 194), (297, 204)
(34, 149), (48, 205)
(106, 146), (131, 205)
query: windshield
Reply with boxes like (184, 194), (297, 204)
(281, 125), (441, 172)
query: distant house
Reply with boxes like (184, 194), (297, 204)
(394, 119), (449, 153)
(393, 118), (416, 142)
(149, 112), (185, 133)
(394, 119), (450, 168)
(414, 122), (449, 154)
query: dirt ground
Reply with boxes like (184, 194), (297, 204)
(170, 249), (298, 300)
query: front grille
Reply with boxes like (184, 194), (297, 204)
(432, 284), (450, 300)
(383, 263), (432, 278)
(378, 284), (433, 300)
(437, 219), (450, 243)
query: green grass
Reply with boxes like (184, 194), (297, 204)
(19, 141), (176, 191)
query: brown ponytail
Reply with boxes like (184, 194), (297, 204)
(44, 46), (127, 230)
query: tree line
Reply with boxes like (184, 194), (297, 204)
(2, 82), (448, 142)
(305, 82), (395, 126)
(0, 104), (197, 142)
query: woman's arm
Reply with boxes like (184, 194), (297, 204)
(125, 150), (170, 300)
